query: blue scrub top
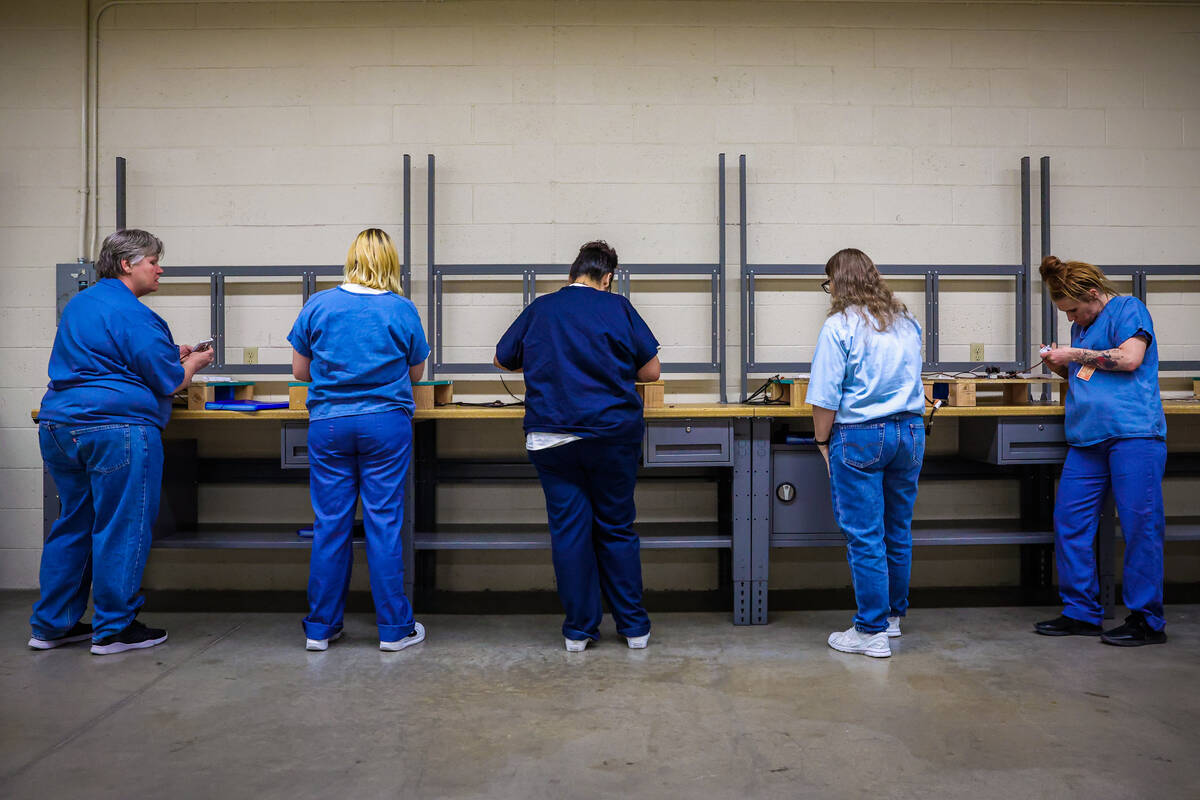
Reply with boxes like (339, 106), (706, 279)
(495, 285), (660, 444)
(288, 286), (430, 421)
(40, 278), (185, 430)
(805, 308), (925, 424)
(1065, 295), (1166, 447)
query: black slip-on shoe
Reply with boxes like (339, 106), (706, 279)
(91, 620), (168, 655)
(28, 621), (93, 650)
(1101, 613), (1167, 647)
(1034, 615), (1103, 637)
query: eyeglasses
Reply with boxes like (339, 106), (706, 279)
(821, 279), (831, 294)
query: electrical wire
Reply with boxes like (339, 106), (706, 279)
(442, 368), (525, 408)
(744, 375), (789, 405)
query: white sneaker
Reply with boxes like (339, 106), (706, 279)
(886, 616), (902, 638)
(626, 633), (650, 649)
(381, 621), (426, 652)
(305, 630), (343, 652)
(828, 627), (891, 658)
(564, 637), (589, 652)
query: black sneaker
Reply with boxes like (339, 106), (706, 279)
(28, 621), (93, 650)
(90, 620), (168, 655)
(1033, 615), (1102, 637)
(1101, 613), (1167, 647)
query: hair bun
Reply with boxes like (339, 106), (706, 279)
(1039, 255), (1064, 278)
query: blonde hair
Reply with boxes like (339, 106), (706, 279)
(826, 248), (908, 332)
(345, 228), (403, 294)
(1039, 256), (1118, 302)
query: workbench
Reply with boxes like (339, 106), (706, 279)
(36, 399), (1200, 625)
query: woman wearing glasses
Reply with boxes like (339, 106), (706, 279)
(806, 249), (926, 658)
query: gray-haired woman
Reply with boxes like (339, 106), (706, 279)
(31, 230), (213, 655)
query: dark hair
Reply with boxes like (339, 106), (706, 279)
(568, 240), (618, 283)
(825, 248), (908, 332)
(96, 229), (164, 279)
(1039, 255), (1118, 302)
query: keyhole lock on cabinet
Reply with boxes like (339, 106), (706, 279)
(776, 483), (796, 502)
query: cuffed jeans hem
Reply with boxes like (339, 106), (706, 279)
(615, 623), (651, 638)
(562, 625), (599, 642)
(1062, 607), (1102, 626)
(302, 620), (343, 640)
(378, 624), (416, 642)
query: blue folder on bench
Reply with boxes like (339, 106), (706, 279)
(204, 401), (290, 411)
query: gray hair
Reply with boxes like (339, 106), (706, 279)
(96, 229), (164, 279)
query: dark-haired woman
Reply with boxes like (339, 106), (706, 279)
(806, 249), (925, 658)
(495, 241), (661, 652)
(1034, 256), (1167, 646)
(33, 229), (213, 654)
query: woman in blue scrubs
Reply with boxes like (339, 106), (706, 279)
(289, 228), (430, 653)
(1034, 256), (1168, 646)
(33, 229), (214, 655)
(495, 241), (661, 652)
(806, 248), (925, 659)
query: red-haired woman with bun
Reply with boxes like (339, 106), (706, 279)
(1034, 256), (1167, 646)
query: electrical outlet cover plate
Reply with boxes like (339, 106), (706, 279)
(970, 343), (985, 362)
(244, 346), (259, 365)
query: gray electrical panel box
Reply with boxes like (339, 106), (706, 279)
(959, 417), (1067, 464)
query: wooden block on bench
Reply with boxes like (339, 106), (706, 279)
(1002, 383), (1031, 405)
(414, 380), (453, 410)
(776, 378), (809, 408)
(947, 382), (976, 407)
(288, 382), (309, 410)
(637, 380), (665, 408)
(188, 381), (254, 411)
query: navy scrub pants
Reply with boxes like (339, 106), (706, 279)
(1053, 436), (1167, 631)
(304, 409), (415, 642)
(528, 438), (651, 642)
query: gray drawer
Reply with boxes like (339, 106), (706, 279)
(644, 420), (733, 467)
(281, 422), (309, 469)
(960, 417), (1067, 464)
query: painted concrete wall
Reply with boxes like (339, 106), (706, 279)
(2, 0), (1198, 591)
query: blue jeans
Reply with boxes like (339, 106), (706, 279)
(33, 421), (163, 641)
(528, 438), (650, 641)
(305, 410), (415, 642)
(1054, 437), (1167, 630)
(828, 413), (925, 633)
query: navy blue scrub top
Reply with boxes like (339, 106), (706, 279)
(288, 286), (430, 420)
(495, 285), (660, 444)
(40, 278), (185, 430)
(1065, 295), (1166, 447)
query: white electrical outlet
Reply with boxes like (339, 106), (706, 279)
(970, 343), (985, 362)
(244, 346), (259, 365)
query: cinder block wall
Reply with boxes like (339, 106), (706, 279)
(1, 0), (1198, 592)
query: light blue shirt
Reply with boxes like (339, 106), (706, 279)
(805, 309), (925, 424)
(1065, 295), (1165, 447)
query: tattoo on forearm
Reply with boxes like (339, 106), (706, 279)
(1076, 349), (1122, 370)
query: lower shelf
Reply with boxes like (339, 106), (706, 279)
(772, 521), (1055, 548)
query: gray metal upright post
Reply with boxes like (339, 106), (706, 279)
(1039, 156), (1054, 401)
(739, 155), (748, 401)
(732, 418), (753, 625)
(718, 153), (727, 404)
(427, 153), (435, 380)
(750, 417), (771, 624)
(115, 156), (126, 231)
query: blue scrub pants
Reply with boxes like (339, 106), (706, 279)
(828, 414), (925, 633)
(528, 438), (650, 641)
(33, 421), (163, 641)
(1054, 437), (1167, 631)
(304, 410), (415, 642)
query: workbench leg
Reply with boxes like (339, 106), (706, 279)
(413, 420), (438, 612)
(1018, 465), (1055, 601)
(750, 418), (772, 625)
(732, 419), (753, 625)
(1096, 495), (1117, 621)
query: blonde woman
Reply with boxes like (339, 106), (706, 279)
(1034, 256), (1167, 646)
(806, 249), (925, 658)
(288, 228), (430, 652)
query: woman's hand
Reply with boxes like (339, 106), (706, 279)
(818, 443), (830, 477)
(178, 344), (194, 360)
(1041, 342), (1073, 374)
(184, 348), (214, 371)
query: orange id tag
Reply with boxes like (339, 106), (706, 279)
(1076, 365), (1095, 382)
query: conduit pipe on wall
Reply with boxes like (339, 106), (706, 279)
(80, 0), (375, 261)
(77, 0), (1200, 260)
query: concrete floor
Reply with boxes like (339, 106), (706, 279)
(1, 596), (1197, 800)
